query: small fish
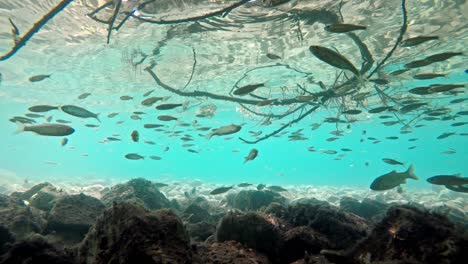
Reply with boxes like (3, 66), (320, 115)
(182, 144), (194, 148)
(451, 122), (467, 127)
(163, 146), (169, 152)
(428, 84), (465, 94)
(149, 156), (162, 160)
(210, 186), (233, 195)
(324, 23), (366, 33)
(257, 184), (266, 191)
(144, 140), (155, 145)
(154, 182), (168, 188)
(143, 89), (154, 97)
(401, 36), (439, 47)
(156, 103), (183, 110)
(157, 115), (178, 121)
(85, 124), (99, 128)
(368, 79), (389, 85)
(341, 148), (352, 152)
(78, 93), (91, 99)
(116, 121), (125, 125)
(125, 153), (144, 160)
(326, 137), (339, 142)
(436, 132), (456, 139)
(28, 105), (59, 113)
(368, 106), (394, 114)
(309, 45), (360, 77)
(382, 158), (405, 167)
(321, 149), (337, 155)
(238, 183), (252, 187)
(188, 149), (199, 153)
(106, 137), (121, 141)
(56, 119), (71, 124)
(60, 105), (100, 122)
(400, 102), (427, 114)
(385, 136), (399, 140)
(370, 165), (418, 191)
(390, 69), (410, 76)
(427, 174), (467, 186)
(233, 83), (266, 96)
(130, 115), (142, 120)
(267, 185), (287, 192)
(131, 130), (139, 142)
(25, 113), (44, 118)
(141, 97), (163, 106)
(120, 95), (133, 101)
(244, 149), (258, 163)
(61, 138), (68, 146)
(133, 111), (145, 115)
(205, 124), (242, 139)
(107, 113), (119, 118)
(15, 123), (75, 136)
(29, 74), (51, 82)
(342, 109), (362, 115)
(408, 146), (417, 150)
(413, 73), (445, 80)
(456, 111), (468, 116)
(144, 124), (164, 128)
(450, 98), (467, 104)
(266, 53), (281, 60)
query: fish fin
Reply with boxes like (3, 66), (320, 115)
(406, 164), (418, 180)
(95, 113), (101, 123)
(402, 162), (407, 168)
(243, 157), (249, 164)
(14, 122), (25, 134)
(205, 132), (214, 139)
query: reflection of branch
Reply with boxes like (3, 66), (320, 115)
(239, 105), (320, 144)
(367, 0), (408, 78)
(106, 0), (122, 44)
(183, 47), (197, 90)
(0, 0), (73, 61)
(128, 0), (251, 25)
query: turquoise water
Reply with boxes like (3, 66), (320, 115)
(0, 0), (467, 192)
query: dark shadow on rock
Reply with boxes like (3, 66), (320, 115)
(216, 211), (283, 262)
(0, 225), (14, 255)
(286, 203), (369, 250)
(227, 190), (286, 211)
(101, 178), (170, 210)
(347, 205), (468, 264)
(78, 202), (192, 264)
(280, 226), (331, 263)
(45, 193), (105, 245)
(193, 241), (271, 264)
(0, 235), (74, 264)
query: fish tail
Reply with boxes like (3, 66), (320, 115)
(243, 157), (249, 164)
(205, 132), (214, 139)
(95, 114), (101, 123)
(406, 164), (418, 180)
(14, 122), (25, 134)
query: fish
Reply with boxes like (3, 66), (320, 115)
(436, 132), (456, 139)
(451, 122), (467, 127)
(156, 103), (183, 110)
(309, 45), (360, 77)
(321, 150), (337, 155)
(326, 137), (339, 142)
(257, 99), (277, 106)
(143, 89), (154, 97)
(441, 149), (456, 155)
(120, 95), (133, 100)
(125, 153), (144, 160)
(382, 158), (405, 167)
(142, 97), (164, 106)
(450, 98), (467, 104)
(426, 174), (467, 186)
(78, 93), (91, 99)
(370, 165), (418, 191)
(131, 130), (139, 142)
(238, 183), (252, 187)
(267, 185), (287, 192)
(29, 74), (51, 82)
(107, 113), (119, 118)
(130, 115), (142, 120)
(324, 23), (366, 33)
(368, 106), (394, 114)
(149, 156), (162, 160)
(257, 184), (266, 191)
(368, 79), (389, 85)
(28, 105), (59, 113)
(25, 113), (44, 118)
(385, 136), (399, 140)
(400, 102), (427, 114)
(60, 105), (100, 122)
(341, 148), (352, 152)
(154, 182), (168, 188)
(85, 124), (99, 128)
(157, 115), (178, 121)
(233, 83), (266, 96)
(210, 186), (233, 195)
(133, 111), (145, 115)
(342, 109), (362, 115)
(400, 36), (439, 47)
(144, 140), (155, 145)
(428, 84), (464, 94)
(163, 147), (169, 152)
(61, 138), (68, 146)
(205, 124), (242, 139)
(244, 149), (258, 163)
(390, 69), (410, 76)
(456, 111), (468, 116)
(55, 119), (71, 124)
(144, 124), (164, 129)
(413, 73), (445, 80)
(182, 144), (194, 148)
(106, 137), (121, 141)
(188, 149), (199, 153)
(15, 123), (75, 136)
(266, 53), (281, 60)
(444, 185), (468, 193)
(405, 52), (463, 68)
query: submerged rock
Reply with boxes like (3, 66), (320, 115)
(0, 200), (46, 239)
(216, 212), (283, 262)
(78, 202), (192, 263)
(280, 226), (331, 263)
(186, 221), (216, 242)
(0, 235), (74, 264)
(340, 197), (389, 221)
(193, 241), (270, 264)
(0, 225), (14, 255)
(9, 182), (64, 212)
(227, 190), (286, 211)
(45, 193), (105, 244)
(286, 203), (369, 249)
(182, 203), (212, 224)
(348, 205), (468, 263)
(101, 178), (170, 210)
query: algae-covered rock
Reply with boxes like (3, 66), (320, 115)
(340, 197), (389, 221)
(280, 226), (331, 263)
(101, 178), (170, 210)
(193, 241), (271, 264)
(227, 190), (286, 211)
(0, 200), (46, 239)
(78, 202), (192, 264)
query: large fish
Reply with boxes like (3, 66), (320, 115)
(15, 123), (75, 136)
(205, 124), (242, 139)
(309, 45), (360, 77)
(370, 165), (418, 191)
(28, 105), (59, 113)
(60, 105), (100, 122)
(400, 36), (439, 47)
(426, 174), (467, 186)
(233, 83), (266, 96)
(244, 149), (258, 163)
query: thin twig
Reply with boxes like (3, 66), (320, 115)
(106, 0), (122, 44)
(182, 47), (197, 90)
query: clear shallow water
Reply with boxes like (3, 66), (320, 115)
(0, 0), (467, 192)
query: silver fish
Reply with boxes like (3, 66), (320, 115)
(15, 123), (75, 136)
(60, 105), (100, 122)
(244, 149), (258, 163)
(205, 124), (242, 139)
(370, 165), (418, 191)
